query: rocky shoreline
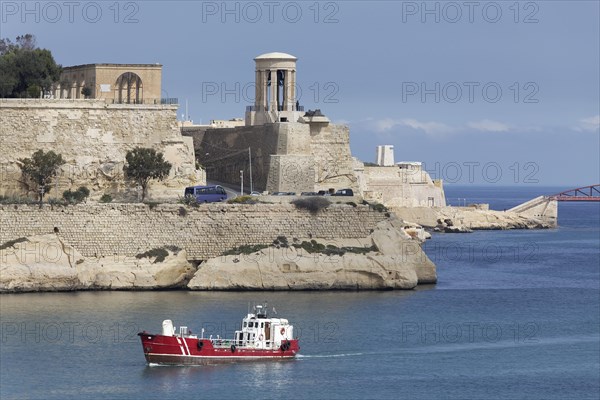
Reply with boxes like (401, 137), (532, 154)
(0, 217), (436, 293)
(392, 204), (557, 233)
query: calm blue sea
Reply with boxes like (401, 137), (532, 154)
(1, 186), (599, 400)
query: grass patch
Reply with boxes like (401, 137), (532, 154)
(136, 246), (180, 263)
(0, 237), (28, 250)
(273, 235), (288, 248)
(293, 240), (378, 256)
(0, 196), (36, 205)
(292, 239), (326, 253)
(222, 244), (269, 256)
(222, 237), (379, 258)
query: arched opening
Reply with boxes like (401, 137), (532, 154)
(115, 72), (143, 104)
(266, 70), (286, 111)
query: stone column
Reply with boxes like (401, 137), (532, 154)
(290, 70), (296, 110)
(282, 70), (288, 111)
(255, 69), (262, 110)
(260, 70), (268, 110)
(269, 69), (278, 112)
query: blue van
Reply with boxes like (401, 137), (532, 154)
(184, 185), (228, 203)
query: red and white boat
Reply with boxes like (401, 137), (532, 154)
(138, 304), (300, 365)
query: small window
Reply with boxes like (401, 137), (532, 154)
(243, 322), (247, 328)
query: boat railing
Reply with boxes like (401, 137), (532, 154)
(210, 339), (280, 349)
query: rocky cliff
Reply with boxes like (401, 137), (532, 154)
(0, 234), (195, 292)
(188, 217), (436, 290)
(0, 217), (436, 292)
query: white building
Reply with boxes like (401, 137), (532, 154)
(376, 145), (395, 166)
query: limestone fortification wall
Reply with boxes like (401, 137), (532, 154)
(183, 124), (280, 191)
(358, 166), (447, 207)
(0, 99), (204, 201)
(309, 123), (357, 192)
(183, 121), (358, 193)
(0, 203), (388, 260)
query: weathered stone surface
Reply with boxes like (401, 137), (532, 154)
(0, 234), (194, 292)
(356, 164), (446, 208)
(184, 121), (358, 194)
(0, 99), (204, 202)
(0, 207), (435, 292)
(187, 218), (436, 290)
(188, 253), (419, 290)
(0, 203), (388, 260)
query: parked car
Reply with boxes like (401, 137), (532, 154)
(333, 188), (354, 196)
(301, 192), (319, 196)
(250, 191), (262, 196)
(184, 185), (227, 203)
(272, 192), (296, 196)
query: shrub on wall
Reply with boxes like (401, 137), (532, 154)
(99, 194), (113, 203)
(62, 186), (90, 204)
(222, 244), (269, 256)
(135, 246), (180, 263)
(291, 197), (331, 214)
(227, 195), (258, 204)
(0, 237), (28, 250)
(179, 195), (199, 207)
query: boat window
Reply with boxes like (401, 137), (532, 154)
(243, 322), (247, 327)
(261, 322), (264, 328)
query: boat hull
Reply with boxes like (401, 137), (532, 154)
(138, 332), (299, 365)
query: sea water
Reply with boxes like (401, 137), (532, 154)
(1, 186), (598, 399)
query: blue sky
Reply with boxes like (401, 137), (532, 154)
(1, 0), (599, 186)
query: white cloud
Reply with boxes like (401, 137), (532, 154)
(400, 119), (454, 135)
(374, 118), (400, 132)
(467, 119), (510, 132)
(573, 115), (600, 132)
(372, 118), (453, 136)
(333, 118), (350, 125)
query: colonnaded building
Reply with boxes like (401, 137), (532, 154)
(54, 63), (164, 104)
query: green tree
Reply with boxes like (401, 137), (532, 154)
(18, 150), (65, 202)
(124, 147), (172, 202)
(81, 86), (92, 98)
(0, 34), (62, 98)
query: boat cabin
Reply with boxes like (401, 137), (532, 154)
(235, 304), (293, 349)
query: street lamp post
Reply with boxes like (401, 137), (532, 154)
(248, 147), (253, 193)
(240, 170), (244, 195)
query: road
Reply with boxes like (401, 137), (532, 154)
(207, 180), (241, 199)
